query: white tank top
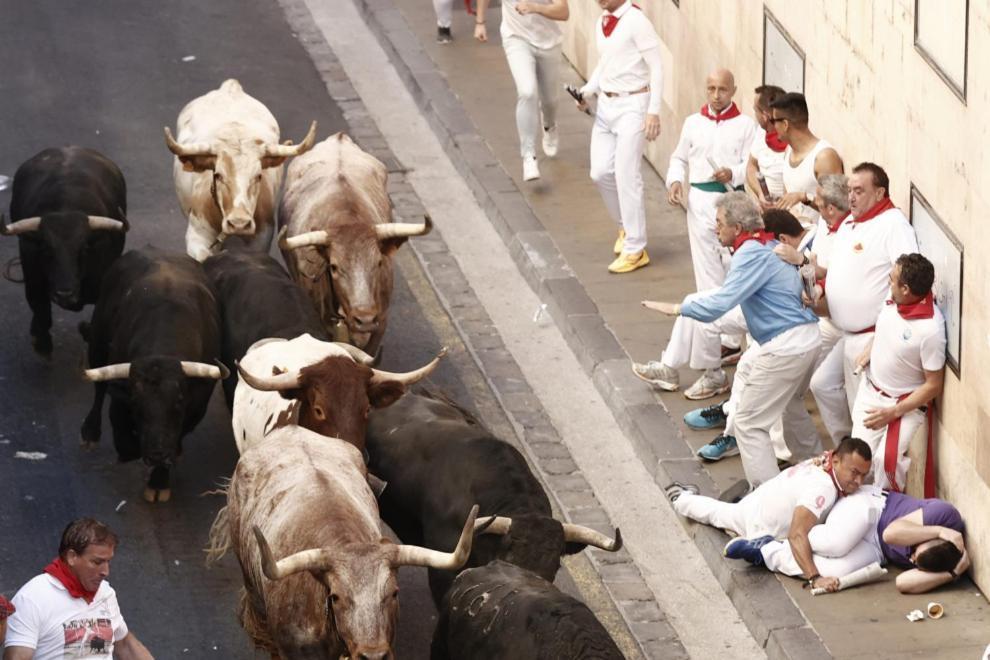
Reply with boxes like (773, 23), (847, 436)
(782, 138), (832, 227)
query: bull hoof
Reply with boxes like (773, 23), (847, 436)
(31, 334), (53, 358)
(143, 487), (172, 503)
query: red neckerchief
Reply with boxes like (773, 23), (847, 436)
(886, 292), (935, 320)
(0, 594), (14, 619)
(44, 558), (97, 604)
(602, 4), (639, 37)
(852, 197), (895, 224)
(730, 229), (773, 253)
(826, 211), (850, 235)
(821, 451), (847, 498)
(701, 102), (741, 123)
(765, 130), (787, 152)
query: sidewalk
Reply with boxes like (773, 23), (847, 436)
(351, 1), (990, 658)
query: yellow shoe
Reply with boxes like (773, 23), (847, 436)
(608, 250), (650, 274)
(613, 229), (626, 255)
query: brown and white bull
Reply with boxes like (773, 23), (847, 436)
(278, 133), (430, 356)
(232, 333), (445, 455)
(208, 426), (478, 660)
(166, 79), (316, 261)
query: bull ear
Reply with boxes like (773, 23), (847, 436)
(178, 155), (217, 173)
(562, 542), (588, 556)
(379, 236), (409, 257)
(277, 387), (304, 402)
(261, 155), (288, 169)
(368, 380), (405, 409)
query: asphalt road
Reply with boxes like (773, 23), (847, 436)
(0, 1), (521, 657)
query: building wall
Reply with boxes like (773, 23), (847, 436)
(562, 0), (989, 593)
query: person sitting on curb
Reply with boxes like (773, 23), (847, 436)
(643, 193), (821, 486)
(725, 484), (969, 594)
(665, 437), (873, 586)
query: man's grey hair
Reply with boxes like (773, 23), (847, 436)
(716, 191), (763, 231)
(817, 174), (850, 211)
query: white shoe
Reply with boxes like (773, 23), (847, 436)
(542, 126), (559, 158)
(523, 156), (540, 181)
(684, 369), (731, 401)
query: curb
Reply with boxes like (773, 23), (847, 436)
(348, 0), (832, 658)
(276, 0), (688, 658)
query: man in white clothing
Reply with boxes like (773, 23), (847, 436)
(852, 253), (945, 494)
(4, 519), (153, 660)
(745, 84), (787, 210)
(576, 0), (663, 274)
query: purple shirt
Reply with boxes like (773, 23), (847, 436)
(877, 492), (965, 567)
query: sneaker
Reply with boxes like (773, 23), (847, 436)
(612, 229), (626, 255)
(607, 249), (649, 274)
(697, 433), (739, 461)
(684, 369), (730, 400)
(718, 478), (752, 503)
(720, 344), (742, 366)
(631, 360), (679, 391)
(437, 25), (452, 43)
(542, 125), (559, 158)
(523, 155), (540, 181)
(683, 400), (728, 430)
(723, 534), (774, 566)
(664, 481), (699, 503)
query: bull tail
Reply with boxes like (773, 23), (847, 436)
(204, 494), (231, 565)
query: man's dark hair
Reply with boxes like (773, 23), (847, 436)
(762, 209), (804, 239)
(852, 162), (891, 198)
(769, 92), (809, 125)
(834, 436), (872, 463)
(895, 253), (935, 296)
(754, 85), (786, 112)
(59, 518), (119, 559)
(915, 539), (962, 573)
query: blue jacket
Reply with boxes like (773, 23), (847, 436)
(680, 239), (817, 345)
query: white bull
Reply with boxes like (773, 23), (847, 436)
(166, 79), (316, 261)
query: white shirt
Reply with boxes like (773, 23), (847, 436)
(665, 109), (758, 189)
(869, 301), (946, 397)
(500, 0), (562, 49)
(5, 575), (128, 660)
(747, 458), (839, 539)
(824, 206), (918, 333)
(580, 1), (664, 114)
(749, 127), (786, 197)
(811, 213), (848, 269)
(782, 139), (834, 227)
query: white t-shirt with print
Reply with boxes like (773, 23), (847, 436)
(869, 301), (947, 397)
(747, 458), (839, 539)
(4, 575), (128, 660)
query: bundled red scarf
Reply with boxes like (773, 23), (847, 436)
(765, 130), (787, 152)
(889, 292), (935, 320)
(821, 451), (847, 497)
(44, 558), (96, 604)
(602, 4), (641, 36)
(0, 594), (14, 619)
(731, 229), (774, 253)
(701, 102), (741, 123)
(852, 197), (895, 224)
(826, 211), (850, 235)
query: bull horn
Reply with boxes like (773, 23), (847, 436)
(235, 360), (301, 391)
(279, 229), (331, 250)
(369, 347), (447, 386)
(180, 361), (226, 380)
(263, 121), (318, 158)
(562, 524), (623, 552)
(84, 363), (131, 382)
(253, 526), (334, 580)
(87, 216), (127, 232)
(392, 505), (478, 570)
(474, 515), (511, 536)
(375, 214), (432, 241)
(332, 342), (376, 366)
(0, 215), (42, 236)
(163, 126), (214, 157)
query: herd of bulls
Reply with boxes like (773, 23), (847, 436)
(2, 79), (625, 658)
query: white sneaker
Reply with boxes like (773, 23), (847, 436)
(631, 360), (679, 391)
(542, 126), (559, 157)
(684, 369), (731, 401)
(523, 156), (540, 181)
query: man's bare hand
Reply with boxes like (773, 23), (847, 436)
(801, 284), (822, 307)
(515, 1), (537, 14)
(774, 191), (807, 210)
(815, 576), (841, 593)
(474, 23), (487, 41)
(641, 300), (680, 315)
(938, 528), (965, 554)
(713, 167), (732, 184)
(773, 243), (803, 266)
(667, 181), (684, 206)
(757, 193), (775, 211)
(864, 406), (899, 430)
(643, 113), (660, 141)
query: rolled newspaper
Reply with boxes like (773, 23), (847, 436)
(800, 264), (818, 304)
(810, 562), (888, 595)
(705, 156), (734, 193)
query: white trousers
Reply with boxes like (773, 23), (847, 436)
(433, 0), (454, 27)
(810, 325), (868, 443)
(661, 294), (747, 371)
(502, 36), (561, 159)
(685, 187), (730, 291)
(724, 346), (794, 462)
(851, 381), (926, 490)
(674, 481), (807, 541)
(590, 93), (648, 254)
(733, 345), (821, 487)
(762, 488), (886, 577)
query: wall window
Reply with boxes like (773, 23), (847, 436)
(910, 185), (963, 376)
(762, 8), (804, 94)
(915, 0), (969, 101)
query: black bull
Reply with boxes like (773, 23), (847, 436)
(3, 146), (127, 356)
(80, 248), (223, 503)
